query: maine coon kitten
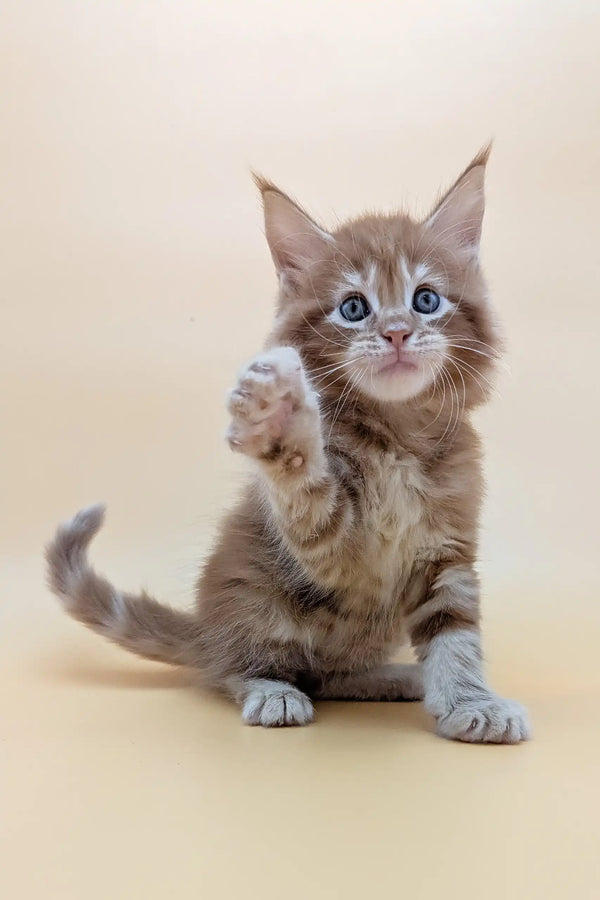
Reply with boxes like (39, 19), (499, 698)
(47, 148), (531, 743)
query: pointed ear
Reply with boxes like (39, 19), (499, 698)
(424, 145), (491, 257)
(253, 173), (334, 274)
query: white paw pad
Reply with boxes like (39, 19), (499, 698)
(437, 695), (531, 744)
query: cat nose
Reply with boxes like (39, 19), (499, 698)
(382, 328), (412, 348)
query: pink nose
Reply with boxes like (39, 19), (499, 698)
(382, 328), (412, 348)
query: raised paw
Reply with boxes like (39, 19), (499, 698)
(242, 681), (314, 727)
(436, 694), (531, 744)
(226, 346), (318, 464)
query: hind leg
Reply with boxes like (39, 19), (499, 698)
(315, 663), (424, 701)
(225, 677), (314, 727)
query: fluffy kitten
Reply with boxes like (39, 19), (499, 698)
(47, 148), (530, 743)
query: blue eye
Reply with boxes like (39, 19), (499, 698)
(412, 287), (441, 314)
(339, 294), (370, 322)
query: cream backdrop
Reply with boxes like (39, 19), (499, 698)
(2, 2), (599, 898)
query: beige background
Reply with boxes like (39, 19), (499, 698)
(2, 2), (600, 898)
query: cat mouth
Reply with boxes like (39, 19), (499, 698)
(375, 354), (419, 376)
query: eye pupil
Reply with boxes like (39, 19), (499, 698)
(339, 294), (370, 322)
(412, 288), (441, 314)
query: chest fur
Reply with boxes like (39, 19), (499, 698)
(358, 452), (446, 589)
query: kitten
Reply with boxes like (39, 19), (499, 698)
(47, 148), (530, 743)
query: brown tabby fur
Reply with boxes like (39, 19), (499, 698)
(46, 148), (531, 742)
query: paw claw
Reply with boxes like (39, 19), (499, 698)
(250, 362), (274, 374)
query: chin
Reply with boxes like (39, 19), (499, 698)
(357, 365), (434, 403)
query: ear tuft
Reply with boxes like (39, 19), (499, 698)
(425, 144), (492, 256)
(467, 142), (492, 170)
(251, 172), (334, 274)
(251, 170), (278, 196)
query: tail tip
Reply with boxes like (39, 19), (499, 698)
(54, 502), (107, 548)
(70, 502), (106, 534)
(46, 503), (107, 604)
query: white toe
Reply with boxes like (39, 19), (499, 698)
(437, 695), (531, 744)
(242, 681), (314, 727)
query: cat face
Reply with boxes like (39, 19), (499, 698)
(260, 149), (500, 409)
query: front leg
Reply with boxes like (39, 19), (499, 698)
(407, 565), (531, 744)
(226, 347), (357, 575)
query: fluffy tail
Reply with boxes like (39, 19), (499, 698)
(46, 504), (202, 667)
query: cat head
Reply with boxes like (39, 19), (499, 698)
(258, 148), (500, 411)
